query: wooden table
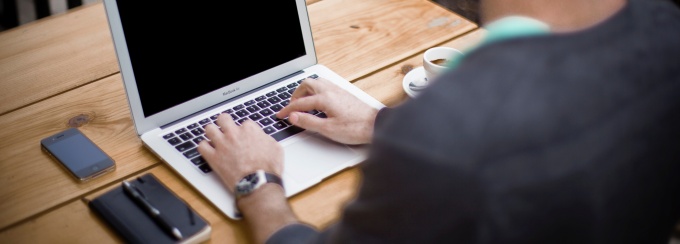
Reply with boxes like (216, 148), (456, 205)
(0, 0), (485, 242)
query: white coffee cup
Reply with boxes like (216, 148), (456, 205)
(423, 46), (463, 83)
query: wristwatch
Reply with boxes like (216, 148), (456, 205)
(234, 170), (283, 199)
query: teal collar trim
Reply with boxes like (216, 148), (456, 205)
(448, 16), (551, 69)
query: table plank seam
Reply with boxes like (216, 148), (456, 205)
(0, 72), (120, 118)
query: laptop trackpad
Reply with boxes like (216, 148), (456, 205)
(282, 134), (361, 185)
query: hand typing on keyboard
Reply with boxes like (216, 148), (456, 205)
(276, 77), (379, 145)
(198, 113), (283, 192)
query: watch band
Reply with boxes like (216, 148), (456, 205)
(234, 170), (283, 199)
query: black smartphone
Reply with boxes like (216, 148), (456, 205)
(41, 127), (116, 182)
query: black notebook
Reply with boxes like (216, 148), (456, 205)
(87, 173), (211, 244)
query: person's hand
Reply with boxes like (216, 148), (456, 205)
(277, 77), (379, 145)
(197, 113), (284, 191)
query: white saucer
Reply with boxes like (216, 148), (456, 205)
(402, 66), (427, 98)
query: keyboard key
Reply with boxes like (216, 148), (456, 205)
(235, 109), (249, 117)
(277, 93), (291, 100)
(276, 87), (288, 93)
(266, 91), (277, 97)
(198, 118), (211, 125)
(259, 118), (274, 126)
(175, 128), (187, 134)
(198, 163), (212, 173)
(233, 104), (244, 110)
(187, 123), (200, 130)
(191, 128), (204, 136)
(255, 95), (267, 101)
(167, 137), (181, 146)
(263, 126), (276, 134)
(256, 101), (271, 108)
(270, 104), (283, 112)
(271, 126), (304, 142)
(246, 105), (260, 113)
(248, 113), (263, 121)
(163, 133), (174, 139)
(183, 148), (200, 159)
(259, 108), (274, 117)
(244, 100), (256, 106)
(267, 96), (281, 104)
(179, 132), (193, 140)
(272, 121), (287, 130)
(192, 136), (207, 144)
(175, 141), (194, 152)
(191, 156), (206, 165)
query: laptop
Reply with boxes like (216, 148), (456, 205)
(102, 0), (385, 219)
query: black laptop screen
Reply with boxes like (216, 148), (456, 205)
(115, 1), (307, 117)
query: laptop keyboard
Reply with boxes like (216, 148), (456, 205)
(161, 74), (326, 174)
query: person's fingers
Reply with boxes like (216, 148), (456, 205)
(197, 140), (215, 160)
(202, 123), (224, 145)
(277, 95), (323, 119)
(217, 113), (239, 140)
(239, 119), (263, 133)
(289, 78), (318, 101)
(215, 113), (238, 135)
(288, 111), (326, 132)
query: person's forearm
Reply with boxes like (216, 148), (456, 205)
(237, 183), (300, 243)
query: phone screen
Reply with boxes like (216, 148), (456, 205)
(41, 128), (115, 181)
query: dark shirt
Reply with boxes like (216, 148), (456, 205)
(268, 0), (680, 243)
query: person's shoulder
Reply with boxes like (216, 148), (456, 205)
(631, 0), (680, 27)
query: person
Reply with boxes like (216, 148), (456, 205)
(197, 0), (680, 242)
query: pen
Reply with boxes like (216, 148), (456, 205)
(122, 180), (183, 240)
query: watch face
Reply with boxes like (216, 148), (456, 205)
(236, 173), (260, 194)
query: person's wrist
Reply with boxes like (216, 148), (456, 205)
(361, 108), (379, 143)
(236, 183), (298, 243)
(235, 177), (287, 218)
(234, 170), (283, 200)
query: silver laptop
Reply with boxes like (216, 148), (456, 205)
(102, 0), (385, 219)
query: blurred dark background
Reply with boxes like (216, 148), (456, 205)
(2, 0), (679, 32)
(432, 0), (480, 24)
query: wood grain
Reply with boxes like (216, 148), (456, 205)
(309, 0), (477, 82)
(0, 3), (118, 116)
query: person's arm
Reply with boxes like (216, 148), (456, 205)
(236, 183), (301, 243)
